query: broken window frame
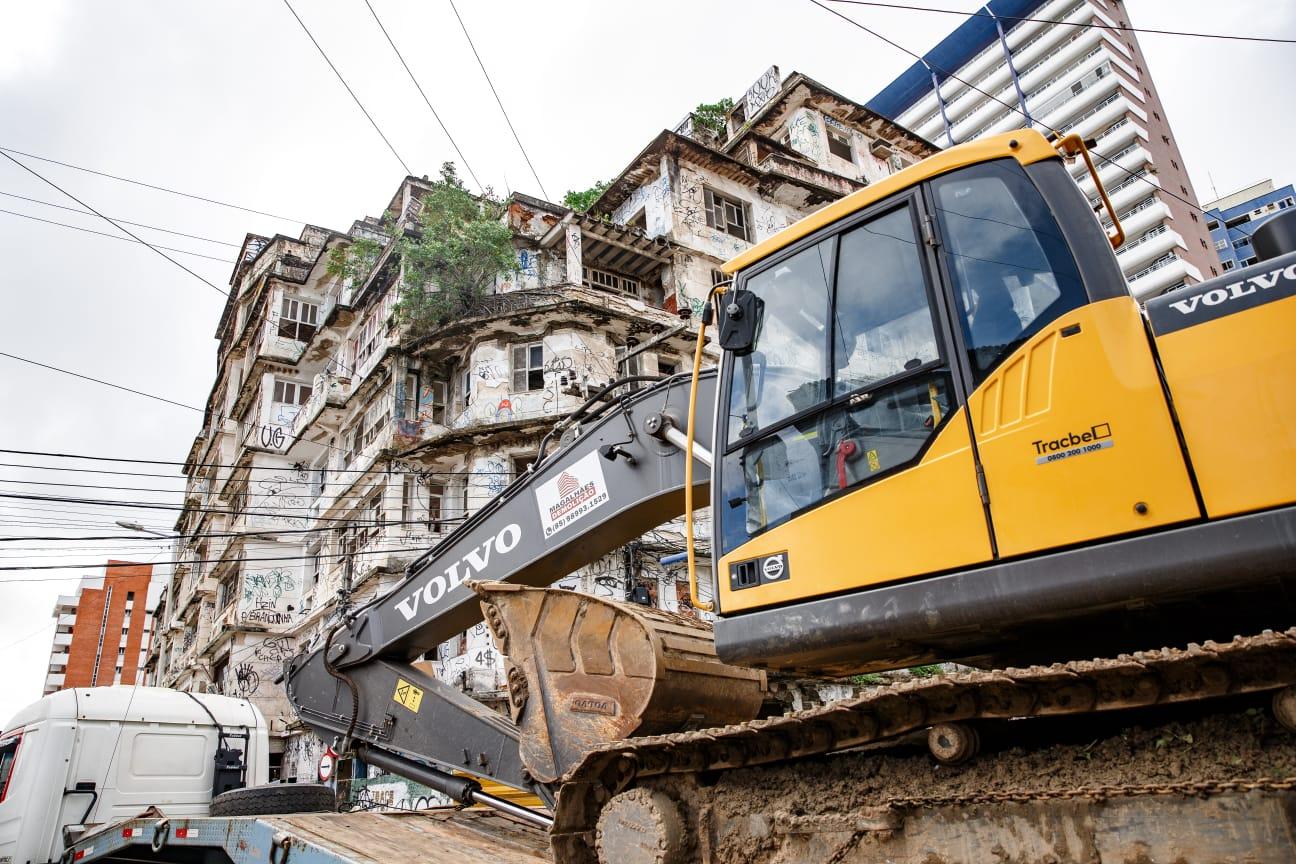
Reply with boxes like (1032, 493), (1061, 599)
(403, 371), (446, 425)
(703, 187), (751, 242)
(583, 266), (641, 297)
(511, 342), (546, 392)
(827, 128), (854, 162)
(272, 378), (313, 407)
(278, 297), (320, 342)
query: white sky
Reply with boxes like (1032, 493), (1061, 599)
(1, 0), (1292, 727)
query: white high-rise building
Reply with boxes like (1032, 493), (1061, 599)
(868, 0), (1221, 299)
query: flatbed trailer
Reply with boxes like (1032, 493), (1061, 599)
(63, 786), (1296, 864)
(65, 809), (551, 864)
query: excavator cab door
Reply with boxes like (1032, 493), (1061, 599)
(925, 158), (1200, 557)
(714, 190), (993, 614)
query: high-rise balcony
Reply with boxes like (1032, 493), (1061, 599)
(53, 631), (73, 647)
(258, 319), (307, 364)
(45, 673), (65, 689)
(1106, 171), (1161, 215)
(1116, 226), (1183, 272)
(1126, 255), (1203, 300)
(1112, 199), (1173, 241)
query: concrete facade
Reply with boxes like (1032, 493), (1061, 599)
(45, 561), (158, 695)
(144, 66), (930, 787)
(868, 0), (1221, 299)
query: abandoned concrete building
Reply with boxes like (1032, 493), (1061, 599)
(144, 66), (933, 791)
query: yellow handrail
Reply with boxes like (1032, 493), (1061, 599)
(1054, 132), (1125, 249)
(684, 285), (726, 613)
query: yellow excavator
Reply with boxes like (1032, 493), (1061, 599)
(276, 128), (1296, 863)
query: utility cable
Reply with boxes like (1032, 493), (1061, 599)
(0, 448), (522, 476)
(0, 620), (57, 652)
(0, 191), (241, 246)
(0, 352), (205, 412)
(0, 538), (468, 574)
(809, 0), (1230, 227)
(0, 207), (235, 263)
(362, 0), (484, 191)
(0, 150), (229, 296)
(446, 0), (548, 199)
(281, 0), (412, 176)
(0, 145), (308, 224)
(825, 0), (1296, 44)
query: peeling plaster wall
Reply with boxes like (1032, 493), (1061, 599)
(782, 106), (911, 186)
(450, 329), (621, 430)
(671, 165), (795, 262)
(612, 171), (673, 239)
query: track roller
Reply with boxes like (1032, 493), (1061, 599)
(927, 721), (980, 765)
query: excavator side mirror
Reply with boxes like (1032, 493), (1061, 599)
(718, 290), (763, 356)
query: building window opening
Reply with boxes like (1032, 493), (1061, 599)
(703, 188), (750, 242)
(512, 343), (546, 391)
(582, 266), (641, 297)
(278, 297), (319, 342)
(273, 379), (312, 408)
(404, 372), (446, 425)
(827, 129), (853, 162)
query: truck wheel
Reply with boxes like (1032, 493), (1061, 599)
(209, 784), (337, 816)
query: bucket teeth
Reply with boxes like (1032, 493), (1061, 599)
(472, 581), (766, 784)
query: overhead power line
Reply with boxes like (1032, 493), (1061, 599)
(825, 0), (1296, 44)
(362, 0), (484, 192)
(807, 1), (1226, 225)
(281, 0), (412, 176)
(0, 150), (229, 296)
(0, 352), (204, 412)
(0, 145), (307, 224)
(0, 449), (521, 477)
(0, 207), (235, 263)
(447, 0), (548, 199)
(0, 537), (459, 575)
(0, 191), (242, 247)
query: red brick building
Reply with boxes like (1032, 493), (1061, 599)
(45, 561), (156, 695)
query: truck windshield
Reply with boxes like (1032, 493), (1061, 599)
(0, 733), (20, 803)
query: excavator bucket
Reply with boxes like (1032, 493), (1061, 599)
(473, 582), (767, 784)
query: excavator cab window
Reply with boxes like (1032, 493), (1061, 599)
(930, 159), (1087, 383)
(719, 200), (953, 554)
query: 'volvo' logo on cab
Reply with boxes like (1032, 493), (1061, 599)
(394, 523), (522, 621)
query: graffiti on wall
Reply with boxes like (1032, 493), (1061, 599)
(611, 172), (672, 238)
(250, 469), (311, 529)
(239, 566), (300, 626)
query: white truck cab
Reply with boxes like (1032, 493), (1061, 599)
(0, 687), (267, 864)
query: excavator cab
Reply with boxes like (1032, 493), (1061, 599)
(706, 129), (1296, 674)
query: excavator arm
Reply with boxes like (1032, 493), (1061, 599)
(284, 372), (722, 814)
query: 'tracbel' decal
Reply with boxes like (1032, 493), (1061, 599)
(1033, 423), (1114, 465)
(394, 523), (522, 621)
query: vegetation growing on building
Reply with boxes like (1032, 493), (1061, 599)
(329, 163), (516, 343)
(562, 180), (610, 213)
(692, 97), (734, 134)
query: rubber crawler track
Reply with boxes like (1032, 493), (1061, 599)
(549, 628), (1296, 859)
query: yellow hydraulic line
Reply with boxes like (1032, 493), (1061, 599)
(685, 284), (726, 613)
